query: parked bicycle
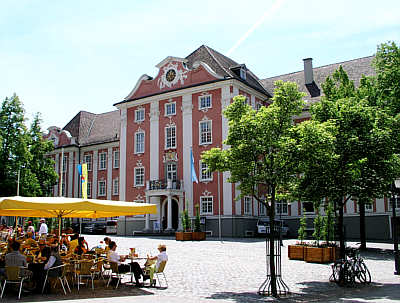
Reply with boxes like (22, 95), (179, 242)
(330, 247), (371, 286)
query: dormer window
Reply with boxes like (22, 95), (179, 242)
(240, 67), (246, 80)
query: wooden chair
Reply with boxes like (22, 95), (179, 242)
(42, 264), (71, 295)
(1, 266), (27, 299)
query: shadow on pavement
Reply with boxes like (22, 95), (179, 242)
(0, 282), (157, 302)
(207, 281), (400, 303)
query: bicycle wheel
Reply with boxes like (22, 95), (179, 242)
(359, 262), (371, 284)
(354, 262), (366, 283)
(342, 262), (355, 286)
(330, 262), (342, 283)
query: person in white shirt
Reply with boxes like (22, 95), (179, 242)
(38, 218), (48, 239)
(145, 244), (168, 286)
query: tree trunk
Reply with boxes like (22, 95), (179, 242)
(269, 186), (277, 297)
(338, 201), (345, 259)
(359, 199), (367, 250)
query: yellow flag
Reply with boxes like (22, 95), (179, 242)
(82, 163), (88, 199)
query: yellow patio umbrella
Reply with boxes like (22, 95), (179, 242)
(0, 196), (157, 238)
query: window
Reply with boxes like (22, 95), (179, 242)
(199, 120), (212, 145)
(134, 167), (145, 187)
(61, 181), (66, 196)
(99, 152), (107, 170)
(302, 201), (314, 213)
(244, 196), (252, 215)
(259, 203), (266, 216)
(165, 102), (176, 116)
(365, 203), (373, 212)
(390, 196), (400, 210)
(199, 95), (212, 110)
(87, 182), (92, 197)
(113, 178), (119, 195)
(165, 126), (176, 149)
(113, 150), (119, 168)
(166, 162), (177, 180)
(135, 131), (145, 154)
(256, 103), (262, 110)
(240, 67), (246, 80)
(200, 196), (213, 215)
(84, 154), (92, 171)
(62, 156), (67, 172)
(200, 161), (212, 181)
(135, 108), (145, 122)
(98, 180), (106, 196)
(276, 201), (288, 215)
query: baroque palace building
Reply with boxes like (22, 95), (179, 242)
(45, 45), (394, 240)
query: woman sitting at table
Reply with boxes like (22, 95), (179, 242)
(60, 233), (69, 251)
(74, 236), (88, 255)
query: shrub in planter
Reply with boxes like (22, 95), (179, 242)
(288, 211), (308, 260)
(192, 205), (206, 241)
(176, 209), (193, 241)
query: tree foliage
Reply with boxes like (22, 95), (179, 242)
(202, 81), (306, 296)
(0, 94), (57, 197)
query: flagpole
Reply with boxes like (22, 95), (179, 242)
(218, 170), (222, 242)
(59, 147), (64, 197)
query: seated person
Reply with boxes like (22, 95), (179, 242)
(74, 237), (88, 255)
(68, 234), (79, 253)
(108, 241), (143, 285)
(60, 233), (69, 251)
(34, 239), (47, 259)
(44, 246), (63, 276)
(103, 237), (111, 252)
(4, 241), (32, 277)
(23, 232), (37, 249)
(143, 244), (168, 285)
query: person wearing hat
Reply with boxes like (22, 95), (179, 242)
(130, 244), (168, 287)
(38, 218), (48, 239)
(27, 221), (35, 239)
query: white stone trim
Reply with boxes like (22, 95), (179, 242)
(107, 147), (113, 199)
(92, 150), (98, 199)
(68, 152), (74, 197)
(150, 102), (159, 180)
(119, 108), (127, 201)
(115, 79), (268, 110)
(221, 85), (232, 215)
(155, 56), (188, 69)
(125, 74), (152, 100)
(182, 93), (193, 216)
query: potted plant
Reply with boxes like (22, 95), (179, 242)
(304, 213), (331, 263)
(288, 210), (307, 260)
(192, 205), (206, 241)
(322, 202), (338, 261)
(176, 209), (192, 241)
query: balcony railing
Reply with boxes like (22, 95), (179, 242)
(147, 179), (182, 191)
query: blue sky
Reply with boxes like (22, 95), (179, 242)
(1, 0), (399, 130)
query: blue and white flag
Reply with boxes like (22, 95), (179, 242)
(190, 148), (198, 183)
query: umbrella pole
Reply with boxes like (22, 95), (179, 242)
(14, 216), (18, 238)
(58, 215), (62, 251)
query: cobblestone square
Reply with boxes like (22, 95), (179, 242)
(2, 235), (400, 302)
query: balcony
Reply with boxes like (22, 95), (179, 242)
(147, 179), (183, 191)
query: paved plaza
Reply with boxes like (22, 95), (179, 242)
(2, 235), (400, 302)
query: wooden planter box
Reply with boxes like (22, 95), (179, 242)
(304, 246), (331, 263)
(175, 231), (193, 241)
(192, 231), (206, 241)
(288, 245), (305, 260)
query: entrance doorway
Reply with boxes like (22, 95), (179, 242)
(162, 198), (179, 230)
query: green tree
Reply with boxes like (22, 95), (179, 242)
(28, 113), (58, 196)
(298, 66), (400, 256)
(373, 41), (400, 115)
(0, 94), (31, 196)
(322, 202), (335, 245)
(202, 82), (305, 297)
